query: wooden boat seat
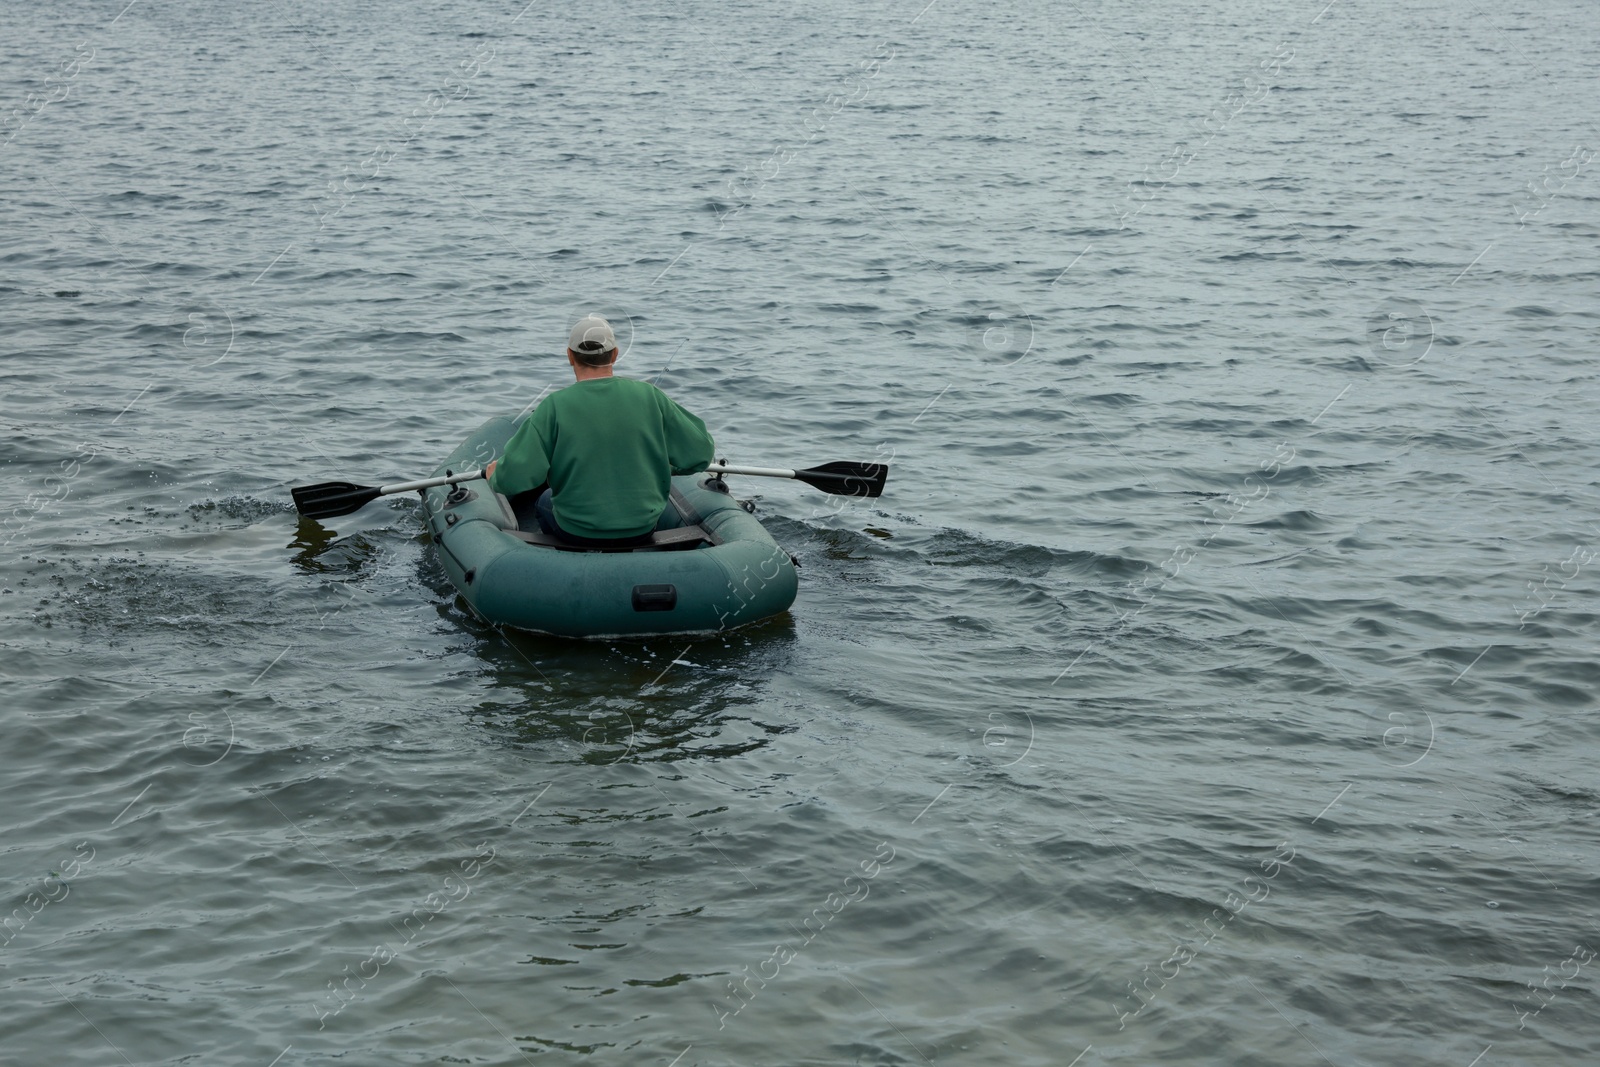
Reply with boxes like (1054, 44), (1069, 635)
(490, 486), (722, 553)
(505, 525), (712, 552)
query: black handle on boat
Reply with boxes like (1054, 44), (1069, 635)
(291, 469), (488, 520)
(705, 461), (888, 498)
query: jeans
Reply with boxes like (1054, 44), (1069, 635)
(533, 490), (655, 547)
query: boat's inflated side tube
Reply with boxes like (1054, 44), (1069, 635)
(423, 417), (798, 637)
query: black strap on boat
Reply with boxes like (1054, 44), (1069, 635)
(670, 485), (723, 546)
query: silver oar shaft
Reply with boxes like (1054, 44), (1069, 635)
(380, 469), (487, 495)
(705, 463), (797, 480)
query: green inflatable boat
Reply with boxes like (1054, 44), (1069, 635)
(422, 416), (798, 638)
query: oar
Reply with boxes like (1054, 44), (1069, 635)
(292, 469), (486, 520)
(291, 458), (888, 521)
(706, 461), (888, 498)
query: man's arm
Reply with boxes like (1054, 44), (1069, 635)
(489, 414), (554, 495)
(661, 395), (715, 475)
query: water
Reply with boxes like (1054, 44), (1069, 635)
(3, 0), (1598, 1063)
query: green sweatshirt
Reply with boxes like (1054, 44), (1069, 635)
(489, 376), (715, 539)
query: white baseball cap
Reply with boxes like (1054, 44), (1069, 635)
(567, 315), (618, 358)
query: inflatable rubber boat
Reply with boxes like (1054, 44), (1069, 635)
(422, 416), (798, 637)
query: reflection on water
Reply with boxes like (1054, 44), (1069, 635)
(466, 618), (800, 763)
(287, 515), (340, 572)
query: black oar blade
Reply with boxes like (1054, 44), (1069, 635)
(291, 480), (383, 520)
(794, 461), (889, 498)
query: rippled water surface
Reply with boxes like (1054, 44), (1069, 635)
(4, 1), (1599, 1064)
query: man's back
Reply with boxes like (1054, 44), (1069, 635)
(489, 376), (714, 540)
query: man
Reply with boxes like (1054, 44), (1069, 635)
(484, 315), (715, 546)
